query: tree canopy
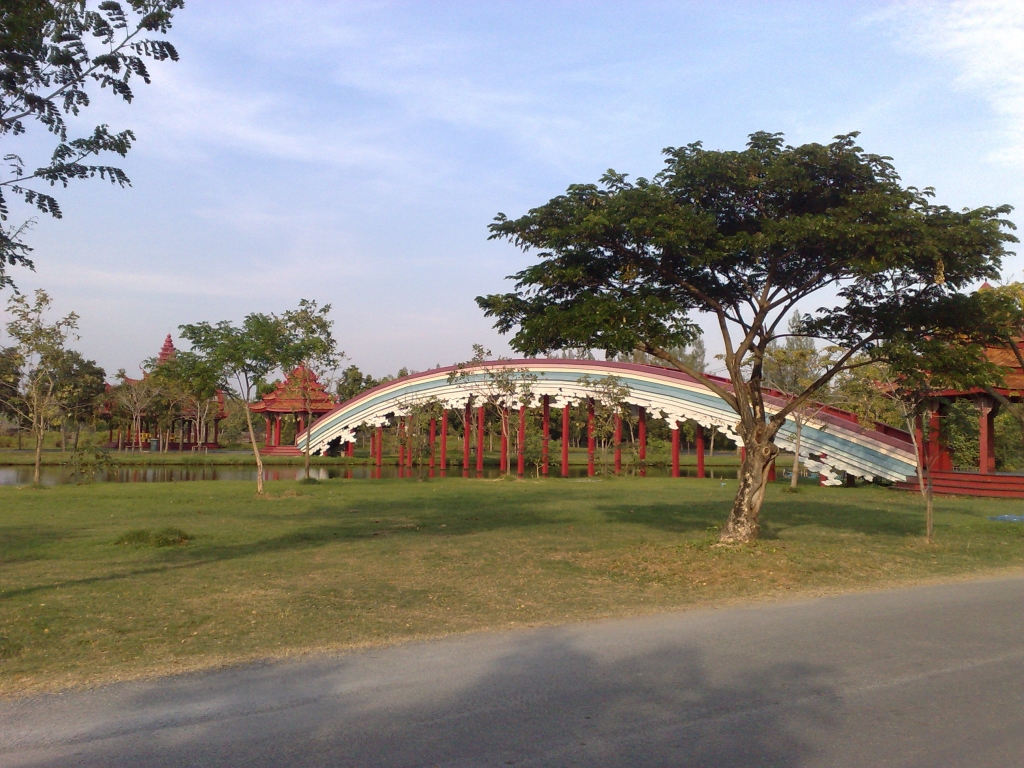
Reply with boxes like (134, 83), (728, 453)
(0, 0), (183, 288)
(478, 132), (1019, 542)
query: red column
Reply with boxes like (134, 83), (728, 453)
(345, 440), (354, 458)
(928, 409), (943, 470)
(768, 460), (776, 482)
(440, 411), (448, 477)
(273, 415), (282, 447)
(672, 422), (681, 477)
(476, 406), (485, 476)
(561, 404), (570, 478)
(369, 430), (376, 466)
(696, 424), (705, 478)
(298, 416), (305, 436)
(463, 403), (472, 477)
(587, 399), (595, 477)
(264, 416), (271, 447)
(429, 418), (437, 477)
(614, 413), (622, 474)
(541, 395), (550, 477)
(978, 402), (994, 473)
(500, 408), (509, 474)
(213, 420), (219, 446)
(375, 426), (383, 468)
(398, 420), (405, 477)
(638, 407), (647, 477)
(517, 405), (526, 478)
(407, 419), (414, 469)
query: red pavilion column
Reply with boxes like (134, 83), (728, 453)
(672, 422), (681, 478)
(696, 424), (705, 479)
(638, 407), (647, 477)
(517, 405), (526, 478)
(346, 439), (354, 458)
(440, 411), (448, 477)
(213, 420), (219, 446)
(541, 395), (550, 477)
(273, 415), (282, 447)
(476, 406), (485, 476)
(561, 403), (570, 478)
(613, 413), (622, 474)
(264, 416), (271, 447)
(429, 417), (437, 476)
(463, 403), (472, 476)
(586, 399), (595, 477)
(978, 399), (995, 474)
(500, 408), (508, 474)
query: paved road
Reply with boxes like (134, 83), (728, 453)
(3, 576), (1024, 767)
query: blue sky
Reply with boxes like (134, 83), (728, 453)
(6, 0), (1024, 378)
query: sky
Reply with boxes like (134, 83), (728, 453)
(4, 0), (1024, 379)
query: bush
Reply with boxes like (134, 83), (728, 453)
(114, 528), (192, 547)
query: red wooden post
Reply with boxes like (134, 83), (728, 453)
(345, 439), (354, 458)
(500, 408), (509, 474)
(517, 406), (526, 477)
(274, 416), (282, 447)
(672, 422), (681, 478)
(561, 404), (570, 478)
(398, 420), (405, 477)
(440, 411), (448, 477)
(696, 424), (705, 478)
(298, 416), (305, 435)
(407, 418), (414, 469)
(463, 403), (472, 476)
(614, 413), (622, 474)
(587, 399), (595, 477)
(768, 460), (776, 482)
(979, 401), (994, 474)
(476, 406), (486, 476)
(541, 395), (550, 477)
(375, 426), (383, 468)
(264, 416), (271, 447)
(638, 407), (647, 477)
(429, 417), (437, 475)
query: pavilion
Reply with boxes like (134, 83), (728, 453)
(250, 367), (336, 455)
(103, 335), (228, 451)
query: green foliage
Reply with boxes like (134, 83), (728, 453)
(336, 365), (382, 402)
(0, 0), (183, 288)
(63, 446), (117, 483)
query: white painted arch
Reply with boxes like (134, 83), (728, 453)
(298, 359), (917, 484)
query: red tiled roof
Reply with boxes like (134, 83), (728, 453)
(250, 366), (336, 414)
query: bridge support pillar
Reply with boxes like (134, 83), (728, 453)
(672, 422), (681, 477)
(614, 414), (622, 474)
(464, 403), (471, 477)
(500, 408), (509, 474)
(542, 395), (550, 476)
(696, 424), (705, 478)
(587, 399), (595, 477)
(440, 411), (448, 477)
(639, 407), (647, 477)
(477, 406), (485, 477)
(398, 420), (405, 478)
(562, 404), (570, 477)
(517, 406), (526, 478)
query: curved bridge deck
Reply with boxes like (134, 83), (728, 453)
(298, 360), (917, 485)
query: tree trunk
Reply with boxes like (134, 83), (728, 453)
(790, 416), (802, 489)
(33, 423), (44, 486)
(719, 437), (778, 544)
(304, 406), (312, 479)
(244, 402), (265, 495)
(709, 426), (716, 458)
(74, 424), (81, 451)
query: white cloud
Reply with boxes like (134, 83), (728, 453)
(889, 0), (1024, 166)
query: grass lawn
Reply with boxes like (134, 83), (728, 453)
(1, 476), (1022, 696)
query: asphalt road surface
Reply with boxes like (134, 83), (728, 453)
(3, 575), (1024, 767)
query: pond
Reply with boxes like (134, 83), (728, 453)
(0, 464), (739, 486)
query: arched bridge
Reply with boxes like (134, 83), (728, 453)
(298, 359), (917, 484)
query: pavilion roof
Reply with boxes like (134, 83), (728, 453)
(250, 366), (337, 414)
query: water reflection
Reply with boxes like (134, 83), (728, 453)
(0, 463), (738, 486)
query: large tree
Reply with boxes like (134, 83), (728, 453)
(0, 0), (183, 288)
(478, 132), (1018, 543)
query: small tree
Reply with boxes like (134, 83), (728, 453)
(448, 345), (537, 476)
(479, 132), (1017, 543)
(279, 300), (343, 479)
(150, 350), (222, 453)
(51, 349), (105, 450)
(1, 289), (78, 484)
(109, 368), (159, 452)
(180, 313), (286, 495)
